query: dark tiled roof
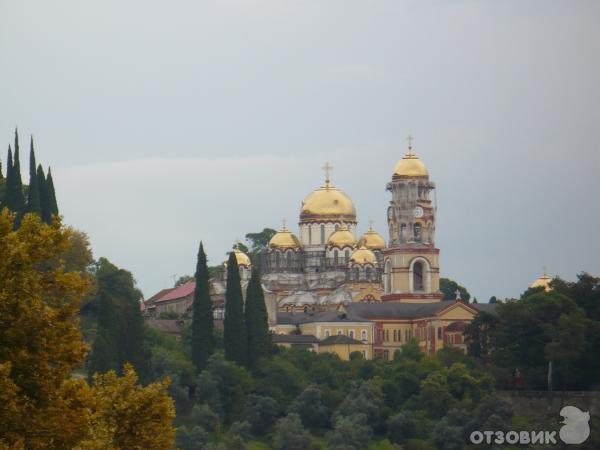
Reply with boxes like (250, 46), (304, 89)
(272, 334), (319, 344)
(145, 288), (174, 304)
(276, 310), (371, 325)
(320, 335), (364, 345)
(346, 300), (471, 320)
(471, 303), (499, 315)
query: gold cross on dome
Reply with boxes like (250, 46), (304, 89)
(322, 162), (333, 183)
(282, 218), (287, 230)
(369, 219), (374, 231)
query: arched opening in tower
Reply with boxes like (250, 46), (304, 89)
(413, 261), (424, 291)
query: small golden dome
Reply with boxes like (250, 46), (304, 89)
(327, 225), (356, 248)
(232, 247), (251, 267)
(358, 224), (385, 250)
(393, 145), (429, 178)
(300, 181), (356, 223)
(531, 272), (552, 292)
(349, 246), (377, 265)
(269, 226), (301, 250)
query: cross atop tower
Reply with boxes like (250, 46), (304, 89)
(322, 162), (333, 184)
(282, 218), (287, 230)
(368, 219), (374, 231)
(407, 135), (415, 157)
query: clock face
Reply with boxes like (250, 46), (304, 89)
(413, 206), (424, 218)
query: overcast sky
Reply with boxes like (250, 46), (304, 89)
(1, 1), (599, 301)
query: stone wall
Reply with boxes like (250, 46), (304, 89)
(497, 391), (600, 418)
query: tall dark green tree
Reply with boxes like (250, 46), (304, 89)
(88, 258), (151, 382)
(88, 291), (119, 379)
(26, 137), (41, 216)
(223, 251), (247, 366)
(191, 242), (214, 373)
(46, 167), (59, 217)
(37, 164), (51, 224)
(245, 267), (271, 368)
(11, 129), (26, 225)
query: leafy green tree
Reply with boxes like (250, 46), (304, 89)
(227, 420), (252, 441)
(273, 413), (312, 450)
(333, 382), (382, 427)
(175, 425), (208, 450)
(190, 403), (219, 432)
(191, 242), (214, 373)
(245, 267), (271, 368)
(88, 258), (151, 381)
(327, 413), (372, 450)
(224, 251), (247, 366)
(288, 385), (330, 429)
(439, 278), (470, 302)
(245, 227), (277, 258)
(418, 372), (456, 418)
(25, 137), (41, 216)
(243, 394), (280, 434)
(175, 274), (195, 287)
(489, 296), (498, 303)
(464, 311), (498, 359)
(195, 353), (253, 424)
(87, 291), (119, 378)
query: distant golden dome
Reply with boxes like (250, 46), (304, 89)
(232, 247), (251, 267)
(349, 246), (377, 265)
(393, 146), (429, 178)
(269, 226), (301, 250)
(531, 273), (552, 292)
(327, 225), (356, 248)
(358, 225), (385, 250)
(300, 181), (356, 223)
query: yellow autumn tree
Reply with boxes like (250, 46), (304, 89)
(0, 210), (175, 449)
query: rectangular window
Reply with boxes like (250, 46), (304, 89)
(437, 327), (442, 340)
(361, 330), (367, 341)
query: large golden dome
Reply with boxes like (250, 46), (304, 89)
(327, 225), (356, 248)
(300, 180), (356, 223)
(531, 272), (552, 292)
(232, 247), (251, 267)
(394, 145), (429, 178)
(349, 246), (377, 265)
(269, 226), (301, 250)
(358, 225), (385, 250)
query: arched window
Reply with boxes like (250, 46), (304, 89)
(275, 252), (280, 268)
(333, 249), (339, 266)
(353, 266), (359, 280)
(349, 330), (355, 339)
(335, 223), (339, 231)
(400, 223), (407, 242)
(427, 223), (433, 244)
(286, 251), (292, 267)
(365, 267), (372, 280)
(413, 261), (424, 291)
(361, 329), (367, 341)
(308, 226), (312, 244)
(344, 249), (350, 262)
(320, 224), (325, 244)
(414, 223), (422, 242)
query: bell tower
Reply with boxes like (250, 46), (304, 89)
(381, 137), (442, 302)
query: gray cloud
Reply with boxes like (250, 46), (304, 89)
(1, 0), (599, 301)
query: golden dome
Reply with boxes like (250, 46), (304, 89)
(393, 145), (429, 178)
(300, 180), (356, 223)
(349, 246), (377, 265)
(269, 226), (301, 250)
(358, 224), (385, 250)
(531, 272), (552, 292)
(232, 247), (251, 267)
(327, 225), (356, 248)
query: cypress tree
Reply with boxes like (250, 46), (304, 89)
(46, 167), (59, 218)
(223, 251), (247, 366)
(2, 146), (12, 210)
(245, 267), (271, 368)
(11, 129), (26, 226)
(191, 242), (214, 373)
(37, 165), (51, 224)
(26, 136), (41, 216)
